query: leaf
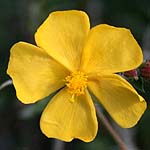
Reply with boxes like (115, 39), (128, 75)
(129, 77), (145, 93)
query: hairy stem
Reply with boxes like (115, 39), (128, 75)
(95, 103), (127, 150)
(52, 139), (65, 150)
(0, 80), (12, 90)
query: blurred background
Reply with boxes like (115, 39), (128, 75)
(0, 0), (150, 150)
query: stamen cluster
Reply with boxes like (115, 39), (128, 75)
(65, 71), (88, 97)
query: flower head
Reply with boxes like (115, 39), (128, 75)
(7, 10), (146, 142)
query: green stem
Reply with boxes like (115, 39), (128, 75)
(95, 103), (127, 150)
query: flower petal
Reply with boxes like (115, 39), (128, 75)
(81, 24), (143, 74)
(40, 88), (98, 142)
(7, 42), (69, 104)
(88, 74), (146, 128)
(35, 10), (90, 71)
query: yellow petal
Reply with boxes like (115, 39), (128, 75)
(7, 42), (69, 104)
(35, 10), (90, 71)
(40, 88), (98, 142)
(88, 74), (146, 128)
(81, 24), (143, 74)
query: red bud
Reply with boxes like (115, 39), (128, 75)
(124, 69), (138, 80)
(140, 60), (150, 80)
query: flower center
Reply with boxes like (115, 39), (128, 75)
(65, 71), (88, 102)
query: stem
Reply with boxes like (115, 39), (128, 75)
(0, 80), (13, 90)
(52, 139), (65, 150)
(95, 103), (127, 150)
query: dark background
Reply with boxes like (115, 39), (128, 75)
(0, 0), (150, 150)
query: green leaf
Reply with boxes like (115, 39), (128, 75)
(129, 77), (145, 92)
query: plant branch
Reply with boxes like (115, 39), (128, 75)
(95, 103), (127, 150)
(0, 80), (13, 91)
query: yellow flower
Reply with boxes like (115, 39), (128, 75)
(7, 10), (146, 142)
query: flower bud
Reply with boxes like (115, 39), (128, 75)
(140, 60), (150, 80)
(124, 69), (138, 80)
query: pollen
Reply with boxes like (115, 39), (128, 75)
(65, 71), (88, 102)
